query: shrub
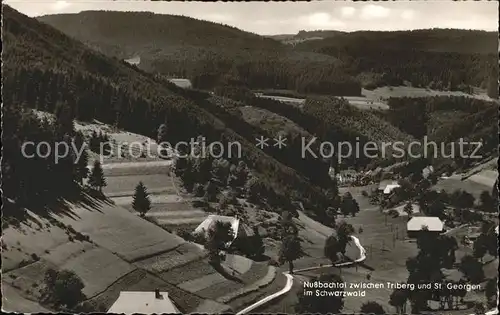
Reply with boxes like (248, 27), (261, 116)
(193, 183), (205, 197)
(388, 209), (400, 218)
(74, 232), (91, 242)
(176, 228), (194, 242)
(192, 232), (206, 245)
(18, 259), (30, 268)
(41, 269), (86, 309)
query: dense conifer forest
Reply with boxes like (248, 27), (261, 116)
(3, 6), (335, 222)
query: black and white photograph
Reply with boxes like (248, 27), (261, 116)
(1, 0), (499, 314)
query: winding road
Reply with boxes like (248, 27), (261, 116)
(236, 233), (498, 315)
(236, 235), (367, 315)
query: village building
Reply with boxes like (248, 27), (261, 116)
(193, 215), (253, 246)
(378, 180), (398, 191)
(168, 78), (193, 89)
(383, 184), (401, 195)
(407, 216), (444, 238)
(422, 165), (435, 179)
(107, 290), (179, 314)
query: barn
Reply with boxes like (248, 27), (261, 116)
(407, 216), (444, 238)
(168, 78), (193, 89)
(193, 215), (253, 246)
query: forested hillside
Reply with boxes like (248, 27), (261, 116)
(385, 96), (498, 170)
(302, 97), (416, 168)
(295, 29), (498, 93)
(205, 85), (416, 170)
(3, 6), (336, 221)
(38, 11), (361, 96)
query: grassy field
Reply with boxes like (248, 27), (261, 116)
(74, 120), (166, 165)
(103, 173), (173, 195)
(2, 284), (50, 312)
(195, 262), (271, 300)
(55, 201), (185, 262)
(255, 85), (493, 111)
(343, 96), (389, 110)
(101, 163), (172, 177)
(433, 176), (493, 199)
(238, 105), (310, 136)
(2, 211), (86, 272)
(362, 86), (493, 101)
(3, 247), (136, 298)
(2, 197), (239, 313)
(228, 270), (287, 311)
(134, 243), (206, 273)
(159, 258), (219, 285)
(104, 163), (207, 230)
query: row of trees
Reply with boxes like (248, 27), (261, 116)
(472, 222), (498, 263)
(324, 221), (355, 264)
(173, 135), (302, 216)
(403, 228), (462, 313)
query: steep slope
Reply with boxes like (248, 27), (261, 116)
(37, 11), (361, 96)
(200, 85), (416, 173)
(3, 5), (333, 226)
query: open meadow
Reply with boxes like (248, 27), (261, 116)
(362, 86), (494, 101)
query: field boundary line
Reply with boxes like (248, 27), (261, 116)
(128, 243), (183, 264)
(82, 268), (140, 302)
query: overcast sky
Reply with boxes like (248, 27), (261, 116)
(5, 0), (499, 35)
